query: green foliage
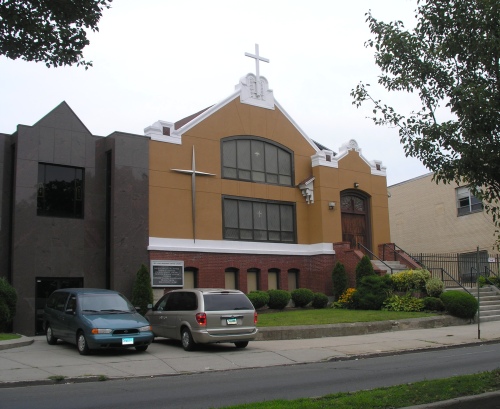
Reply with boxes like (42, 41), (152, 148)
(247, 291), (270, 309)
(478, 275), (500, 287)
(267, 289), (291, 310)
(351, 0), (500, 249)
(440, 291), (478, 319)
(332, 261), (348, 301)
(355, 255), (375, 286)
(0, 300), (11, 332)
(383, 295), (425, 312)
(0, 0), (112, 68)
(351, 275), (392, 310)
(423, 297), (445, 312)
(131, 264), (153, 316)
(291, 288), (314, 308)
(332, 288), (357, 309)
(391, 269), (431, 293)
(311, 292), (329, 309)
(425, 277), (445, 298)
(0, 277), (17, 330)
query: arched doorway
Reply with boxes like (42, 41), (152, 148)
(340, 191), (371, 251)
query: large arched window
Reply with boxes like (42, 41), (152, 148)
(221, 136), (293, 186)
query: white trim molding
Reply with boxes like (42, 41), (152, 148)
(148, 237), (335, 256)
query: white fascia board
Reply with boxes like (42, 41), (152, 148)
(274, 99), (320, 153)
(173, 90), (241, 138)
(148, 237), (335, 256)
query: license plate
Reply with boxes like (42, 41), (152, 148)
(226, 318), (237, 325)
(122, 337), (134, 345)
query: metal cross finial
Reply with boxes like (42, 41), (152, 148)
(245, 43), (269, 85)
(171, 146), (216, 242)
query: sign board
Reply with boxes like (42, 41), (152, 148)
(489, 257), (496, 263)
(150, 260), (184, 287)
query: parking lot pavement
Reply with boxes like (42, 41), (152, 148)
(0, 320), (499, 387)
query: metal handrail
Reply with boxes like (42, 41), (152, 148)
(438, 267), (473, 296)
(483, 266), (500, 281)
(382, 243), (426, 269)
(357, 243), (393, 274)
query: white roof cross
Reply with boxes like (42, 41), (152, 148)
(245, 44), (269, 83)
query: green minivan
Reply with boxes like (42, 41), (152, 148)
(44, 288), (154, 355)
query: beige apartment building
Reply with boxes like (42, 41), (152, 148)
(388, 173), (498, 255)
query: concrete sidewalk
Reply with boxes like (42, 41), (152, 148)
(0, 319), (499, 388)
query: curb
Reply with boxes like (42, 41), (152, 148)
(255, 316), (470, 341)
(0, 335), (34, 351)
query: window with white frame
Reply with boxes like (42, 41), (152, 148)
(223, 197), (296, 243)
(456, 186), (483, 216)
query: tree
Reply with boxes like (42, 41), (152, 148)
(131, 264), (153, 316)
(0, 0), (112, 69)
(351, 0), (500, 247)
(332, 261), (348, 301)
(355, 255), (375, 286)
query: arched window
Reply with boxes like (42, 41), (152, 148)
(225, 268), (239, 290)
(268, 268), (280, 290)
(288, 269), (299, 291)
(247, 268), (260, 292)
(184, 267), (198, 289)
(221, 136), (293, 186)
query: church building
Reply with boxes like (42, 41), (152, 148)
(0, 46), (391, 335)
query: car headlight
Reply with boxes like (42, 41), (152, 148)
(139, 325), (152, 332)
(91, 328), (112, 334)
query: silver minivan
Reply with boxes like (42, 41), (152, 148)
(145, 289), (258, 351)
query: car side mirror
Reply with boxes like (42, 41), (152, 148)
(147, 304), (153, 310)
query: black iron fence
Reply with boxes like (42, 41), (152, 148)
(409, 252), (500, 288)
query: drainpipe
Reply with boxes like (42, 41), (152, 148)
(477, 246), (480, 340)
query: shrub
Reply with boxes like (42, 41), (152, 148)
(440, 291), (478, 319)
(334, 288), (357, 309)
(423, 296), (445, 311)
(131, 264), (154, 316)
(267, 289), (291, 310)
(391, 269), (431, 293)
(352, 275), (392, 310)
(355, 255), (376, 286)
(332, 262), (348, 301)
(247, 291), (270, 309)
(426, 278), (445, 298)
(0, 299), (11, 332)
(291, 288), (314, 308)
(312, 292), (329, 309)
(0, 277), (17, 330)
(383, 294), (425, 312)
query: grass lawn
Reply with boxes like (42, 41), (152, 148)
(0, 333), (21, 341)
(257, 308), (435, 327)
(223, 369), (500, 409)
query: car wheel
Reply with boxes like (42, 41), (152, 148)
(77, 331), (91, 355)
(181, 328), (195, 351)
(135, 345), (148, 352)
(234, 341), (249, 349)
(45, 324), (57, 345)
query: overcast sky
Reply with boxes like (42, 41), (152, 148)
(0, 0), (430, 186)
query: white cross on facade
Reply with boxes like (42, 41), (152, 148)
(245, 44), (269, 96)
(171, 146), (216, 242)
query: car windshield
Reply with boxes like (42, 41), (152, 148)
(80, 293), (134, 313)
(203, 293), (254, 311)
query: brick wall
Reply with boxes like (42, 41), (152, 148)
(149, 251), (336, 295)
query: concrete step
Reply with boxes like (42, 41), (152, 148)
(371, 260), (407, 274)
(480, 308), (500, 316)
(479, 314), (500, 323)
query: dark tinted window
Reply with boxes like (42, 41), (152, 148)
(46, 292), (69, 312)
(37, 163), (84, 218)
(165, 292), (198, 311)
(203, 293), (254, 311)
(223, 197), (296, 243)
(222, 137), (293, 186)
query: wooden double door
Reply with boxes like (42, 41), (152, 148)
(341, 193), (370, 250)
